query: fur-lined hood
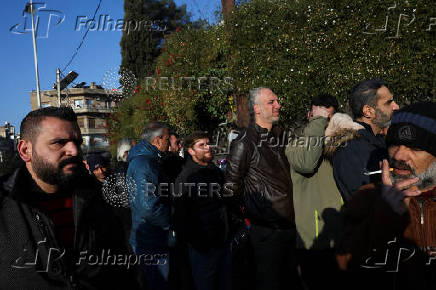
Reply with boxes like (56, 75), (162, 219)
(324, 113), (364, 159)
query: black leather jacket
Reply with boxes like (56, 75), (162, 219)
(225, 122), (295, 229)
(0, 166), (138, 289)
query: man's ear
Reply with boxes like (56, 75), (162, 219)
(17, 139), (32, 162)
(253, 103), (261, 115)
(151, 136), (160, 147)
(83, 160), (90, 172)
(187, 147), (195, 157)
(362, 105), (374, 119)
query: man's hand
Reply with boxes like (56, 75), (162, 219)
(310, 105), (331, 120)
(381, 159), (421, 214)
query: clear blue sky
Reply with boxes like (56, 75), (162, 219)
(0, 0), (220, 132)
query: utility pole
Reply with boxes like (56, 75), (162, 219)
(27, 0), (41, 108)
(56, 68), (61, 106)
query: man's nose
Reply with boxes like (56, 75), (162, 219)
(392, 145), (409, 161)
(65, 141), (79, 156)
(392, 101), (399, 111)
(275, 101), (281, 109)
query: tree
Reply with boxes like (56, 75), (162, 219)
(227, 0), (435, 128)
(120, 0), (190, 81)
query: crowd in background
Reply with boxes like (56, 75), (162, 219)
(0, 78), (435, 290)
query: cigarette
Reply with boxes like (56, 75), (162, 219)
(363, 168), (394, 175)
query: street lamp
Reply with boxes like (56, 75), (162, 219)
(54, 70), (79, 106)
(24, 0), (41, 108)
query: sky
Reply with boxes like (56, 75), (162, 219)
(0, 0), (220, 132)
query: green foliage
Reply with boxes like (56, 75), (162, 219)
(227, 0), (435, 127)
(110, 24), (233, 153)
(112, 0), (435, 150)
(120, 0), (190, 81)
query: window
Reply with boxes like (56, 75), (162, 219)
(74, 100), (83, 108)
(77, 117), (85, 128)
(41, 103), (51, 108)
(88, 118), (95, 128)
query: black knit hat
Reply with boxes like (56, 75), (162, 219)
(386, 102), (436, 157)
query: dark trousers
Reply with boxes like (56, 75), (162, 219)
(188, 244), (232, 290)
(296, 249), (346, 290)
(250, 225), (302, 290)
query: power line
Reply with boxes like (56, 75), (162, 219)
(61, 0), (103, 73)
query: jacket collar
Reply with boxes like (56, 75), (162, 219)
(250, 121), (281, 138)
(127, 139), (160, 162)
(3, 165), (97, 206)
(356, 121), (386, 147)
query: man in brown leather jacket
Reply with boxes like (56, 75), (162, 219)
(339, 102), (436, 290)
(225, 87), (300, 290)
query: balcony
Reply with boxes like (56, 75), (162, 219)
(80, 128), (107, 135)
(72, 105), (113, 114)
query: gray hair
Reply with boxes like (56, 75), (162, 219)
(248, 87), (269, 119)
(117, 138), (132, 162)
(141, 121), (168, 143)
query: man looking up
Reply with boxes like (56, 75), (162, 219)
(225, 87), (299, 290)
(174, 131), (230, 290)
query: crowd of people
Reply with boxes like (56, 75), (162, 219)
(0, 78), (434, 290)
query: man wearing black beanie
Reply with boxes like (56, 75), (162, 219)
(338, 102), (436, 290)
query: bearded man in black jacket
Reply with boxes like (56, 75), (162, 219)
(0, 107), (138, 289)
(174, 131), (231, 290)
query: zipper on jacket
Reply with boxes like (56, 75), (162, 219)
(417, 199), (425, 225)
(315, 210), (319, 238)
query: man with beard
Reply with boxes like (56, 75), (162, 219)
(174, 131), (230, 290)
(332, 79), (399, 201)
(225, 88), (299, 290)
(338, 102), (436, 290)
(0, 107), (138, 289)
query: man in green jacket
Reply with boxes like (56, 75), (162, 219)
(285, 94), (344, 289)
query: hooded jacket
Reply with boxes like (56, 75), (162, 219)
(0, 165), (137, 289)
(330, 120), (388, 201)
(285, 115), (345, 250)
(127, 139), (170, 253)
(225, 122), (294, 229)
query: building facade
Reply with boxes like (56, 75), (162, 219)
(30, 82), (122, 154)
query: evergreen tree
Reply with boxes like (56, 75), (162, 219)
(120, 0), (190, 81)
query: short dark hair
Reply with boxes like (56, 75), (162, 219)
(184, 131), (209, 149)
(311, 94), (339, 111)
(169, 131), (179, 139)
(349, 78), (386, 118)
(20, 106), (78, 142)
